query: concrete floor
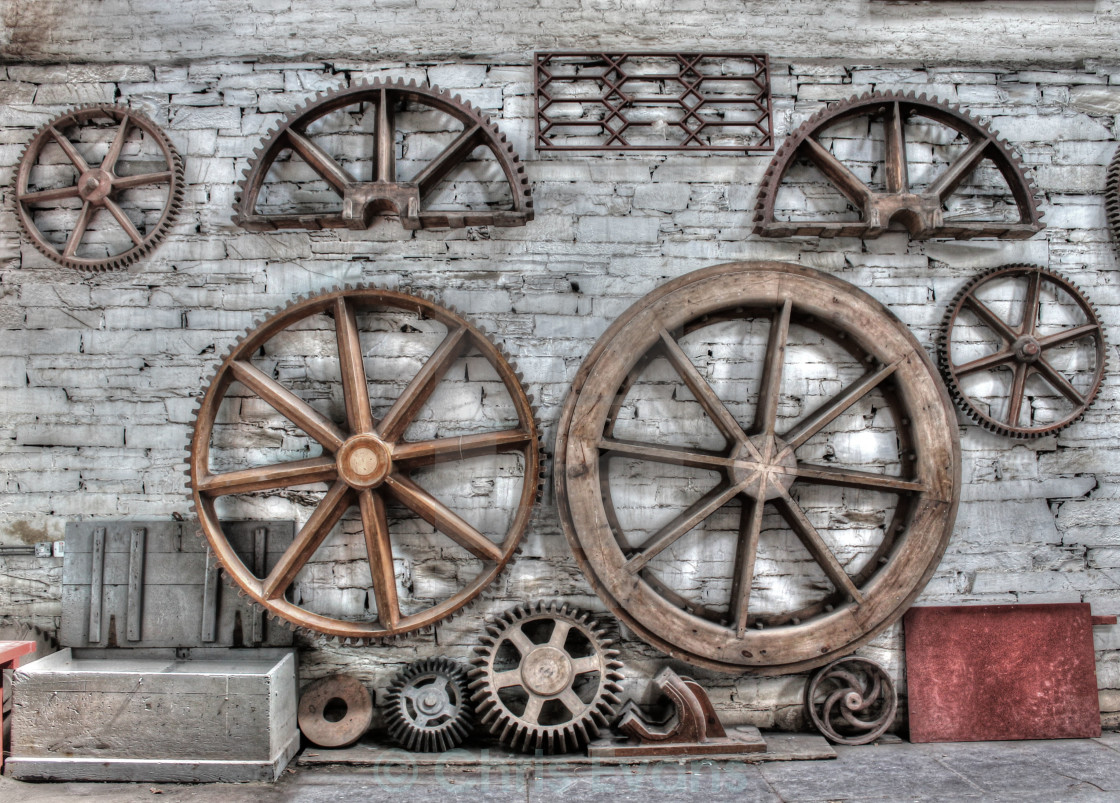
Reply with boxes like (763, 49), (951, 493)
(5, 735), (1120, 802)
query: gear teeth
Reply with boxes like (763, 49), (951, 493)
(385, 657), (475, 752)
(1107, 145), (1120, 250)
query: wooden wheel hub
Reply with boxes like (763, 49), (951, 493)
(729, 434), (797, 501)
(520, 646), (573, 696)
(336, 435), (391, 489)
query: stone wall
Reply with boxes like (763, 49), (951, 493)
(1, 37), (1119, 730)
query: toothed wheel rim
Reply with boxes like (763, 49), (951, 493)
(385, 657), (475, 752)
(469, 601), (624, 754)
(753, 90), (1044, 240)
(1107, 145), (1120, 251)
(233, 78), (533, 232)
(188, 285), (541, 640)
(938, 264), (1106, 438)
(13, 104), (184, 271)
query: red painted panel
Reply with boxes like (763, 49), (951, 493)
(904, 603), (1102, 743)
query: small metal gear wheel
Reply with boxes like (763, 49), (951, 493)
(233, 78), (533, 232)
(188, 285), (540, 641)
(384, 657), (475, 752)
(469, 601), (624, 754)
(753, 90), (1043, 240)
(805, 656), (897, 745)
(939, 265), (1106, 438)
(1107, 144), (1120, 250)
(298, 674), (375, 748)
(13, 104), (184, 271)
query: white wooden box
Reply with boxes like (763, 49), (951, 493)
(5, 647), (298, 782)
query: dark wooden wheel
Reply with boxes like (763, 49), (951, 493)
(188, 286), (539, 640)
(555, 261), (960, 675)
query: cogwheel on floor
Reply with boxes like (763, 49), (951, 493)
(384, 657), (475, 752)
(469, 601), (624, 754)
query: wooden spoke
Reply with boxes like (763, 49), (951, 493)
(393, 429), (533, 467)
(61, 201), (95, 258)
(657, 329), (752, 453)
(101, 115), (131, 172)
(492, 669), (522, 689)
(1021, 270), (1042, 335)
(729, 497), (765, 637)
(793, 463), (923, 494)
(229, 360), (347, 451)
(753, 298), (792, 438)
(50, 126), (90, 172)
(883, 101), (908, 194)
(196, 456), (337, 496)
(103, 197), (144, 245)
(1038, 322), (1101, 350)
(414, 125), (484, 195)
(522, 694), (544, 724)
(781, 362), (898, 454)
(928, 137), (990, 202)
(507, 625), (536, 656)
(953, 347), (1016, 376)
(549, 619), (572, 649)
(623, 481), (747, 574)
(359, 489), (399, 630)
(376, 88), (395, 183)
(1035, 358), (1085, 406)
(558, 688), (585, 714)
(287, 129), (354, 194)
(378, 326), (469, 442)
(334, 297), (375, 434)
(803, 136), (874, 208)
(570, 655), (602, 676)
(598, 438), (734, 470)
(112, 170), (173, 190)
(262, 480), (352, 599)
(774, 491), (864, 604)
(383, 473), (504, 562)
(17, 184), (81, 204)
(1006, 363), (1028, 427)
(962, 294), (1018, 343)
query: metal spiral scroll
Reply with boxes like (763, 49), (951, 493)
(805, 656), (897, 745)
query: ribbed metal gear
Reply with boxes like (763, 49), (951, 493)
(938, 264), (1107, 438)
(233, 77), (533, 232)
(469, 601), (624, 754)
(385, 657), (475, 752)
(12, 103), (184, 272)
(186, 284), (541, 642)
(1107, 144), (1120, 251)
(753, 89), (1044, 240)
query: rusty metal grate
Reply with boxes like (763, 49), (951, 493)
(535, 52), (773, 152)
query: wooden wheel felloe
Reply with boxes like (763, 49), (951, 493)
(938, 265), (1107, 438)
(188, 286), (539, 641)
(555, 261), (960, 675)
(13, 104), (184, 271)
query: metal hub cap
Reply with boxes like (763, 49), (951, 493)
(336, 434), (391, 489)
(1012, 335), (1041, 363)
(520, 646), (574, 696)
(78, 169), (114, 203)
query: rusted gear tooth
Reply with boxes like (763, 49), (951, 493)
(1107, 145), (1120, 250)
(385, 657), (475, 752)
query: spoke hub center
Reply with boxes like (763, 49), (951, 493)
(520, 646), (573, 696)
(337, 434), (391, 489)
(730, 434), (797, 501)
(78, 169), (113, 203)
(1012, 335), (1041, 363)
(418, 690), (447, 714)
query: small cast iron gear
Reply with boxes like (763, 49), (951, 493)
(13, 104), (184, 271)
(469, 601), (624, 754)
(938, 264), (1106, 438)
(753, 90), (1044, 240)
(233, 78), (533, 232)
(805, 656), (897, 746)
(187, 284), (541, 642)
(384, 657), (475, 752)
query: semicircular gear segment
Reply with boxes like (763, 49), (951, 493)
(13, 104), (184, 272)
(187, 285), (541, 642)
(938, 264), (1107, 438)
(753, 90), (1044, 240)
(469, 601), (624, 754)
(1107, 144), (1120, 251)
(233, 78), (533, 233)
(385, 656), (475, 752)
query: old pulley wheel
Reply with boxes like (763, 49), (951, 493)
(469, 601), (623, 754)
(385, 656), (475, 752)
(555, 261), (960, 674)
(939, 265), (1106, 438)
(233, 78), (533, 232)
(753, 90), (1043, 240)
(805, 656), (897, 745)
(298, 674), (374, 748)
(13, 104), (184, 271)
(188, 286), (540, 641)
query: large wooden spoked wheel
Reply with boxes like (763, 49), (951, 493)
(555, 262), (960, 674)
(189, 287), (539, 641)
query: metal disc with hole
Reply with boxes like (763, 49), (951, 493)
(298, 674), (374, 748)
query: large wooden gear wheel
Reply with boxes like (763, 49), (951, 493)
(188, 286), (539, 641)
(555, 262), (960, 675)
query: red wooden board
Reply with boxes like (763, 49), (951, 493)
(904, 603), (1102, 743)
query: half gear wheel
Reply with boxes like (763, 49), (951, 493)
(469, 601), (624, 754)
(187, 285), (541, 641)
(13, 104), (184, 271)
(938, 264), (1106, 438)
(753, 90), (1044, 240)
(233, 78), (533, 232)
(1107, 144), (1120, 250)
(385, 657), (475, 752)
